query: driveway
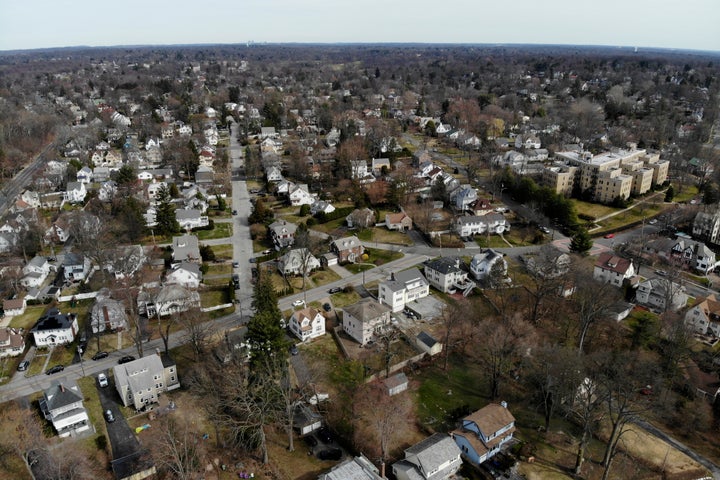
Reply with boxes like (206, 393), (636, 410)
(95, 371), (143, 463)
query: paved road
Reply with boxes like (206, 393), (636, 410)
(0, 141), (55, 217)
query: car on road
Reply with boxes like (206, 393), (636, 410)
(118, 355), (135, 364)
(648, 219), (658, 225)
(98, 373), (109, 388)
(604, 233), (615, 239)
(539, 226), (551, 234)
(249, 189), (260, 194)
(232, 261), (240, 268)
(92, 351), (109, 361)
(323, 303), (332, 312)
(232, 209), (238, 215)
(292, 299), (306, 307)
(262, 249), (272, 255)
(655, 270), (668, 276)
(104, 409), (115, 423)
(45, 365), (64, 375)
(328, 287), (342, 294)
(17, 360), (29, 372)
(290, 345), (299, 356)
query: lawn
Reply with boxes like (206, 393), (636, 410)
(673, 183), (700, 203)
(205, 262), (232, 277)
(357, 227), (413, 246)
(309, 217), (347, 236)
(328, 290), (361, 309)
(475, 234), (514, 249)
(195, 222), (233, 240)
(210, 243), (234, 260)
(8, 305), (47, 330)
(597, 203), (665, 232)
(571, 199), (619, 220)
(363, 247), (404, 265)
(200, 287), (231, 309)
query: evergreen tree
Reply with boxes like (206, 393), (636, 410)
(246, 275), (286, 367)
(570, 228), (593, 255)
(664, 184), (675, 202)
(155, 184), (180, 236)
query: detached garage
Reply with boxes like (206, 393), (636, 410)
(416, 331), (442, 356)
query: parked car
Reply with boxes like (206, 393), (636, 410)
(92, 351), (109, 361)
(17, 360), (29, 372)
(98, 373), (109, 388)
(323, 303), (332, 312)
(317, 427), (332, 443)
(232, 209), (238, 215)
(292, 299), (306, 307)
(328, 287), (342, 294)
(118, 355), (135, 364)
(655, 270), (668, 276)
(604, 233), (615, 239)
(317, 448), (342, 461)
(290, 345), (299, 356)
(262, 249), (272, 255)
(45, 365), (64, 375)
(104, 409), (115, 423)
(540, 226), (551, 234)
(232, 261), (240, 268)
(648, 219), (658, 225)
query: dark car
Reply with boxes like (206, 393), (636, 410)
(328, 287), (342, 294)
(17, 360), (29, 371)
(317, 427), (332, 443)
(118, 355), (136, 364)
(289, 344), (299, 356)
(317, 448), (342, 461)
(45, 365), (64, 375)
(323, 303), (332, 312)
(92, 351), (109, 361)
(232, 209), (238, 215)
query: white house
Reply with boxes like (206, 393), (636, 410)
(140, 284), (201, 317)
(266, 165), (284, 182)
(342, 298), (391, 345)
(113, 353), (180, 410)
(424, 257), (476, 296)
(31, 309), (79, 347)
(593, 253), (635, 287)
(289, 184), (315, 206)
(310, 200), (335, 216)
(21, 256), (51, 288)
(452, 403), (516, 466)
(90, 290), (128, 333)
(63, 253), (91, 283)
(0, 327), (25, 358)
(470, 249), (507, 281)
(378, 268), (430, 312)
(165, 262), (202, 289)
(455, 214), (509, 237)
(64, 182), (87, 203)
(172, 234), (201, 263)
(685, 294), (720, 338)
(278, 248), (321, 276)
(40, 380), (90, 438)
(175, 209), (209, 230)
(635, 278), (688, 312)
(289, 307), (326, 342)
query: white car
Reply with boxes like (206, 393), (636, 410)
(97, 373), (109, 388)
(292, 299), (306, 307)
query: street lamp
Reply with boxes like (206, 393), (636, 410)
(77, 345), (86, 376)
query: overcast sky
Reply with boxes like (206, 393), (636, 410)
(1, 0), (718, 52)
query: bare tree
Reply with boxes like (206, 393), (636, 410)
(154, 416), (207, 480)
(573, 275), (621, 354)
(177, 307), (216, 361)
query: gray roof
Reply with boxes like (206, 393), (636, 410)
(113, 353), (165, 394)
(383, 268), (428, 292)
(403, 433), (461, 480)
(172, 234), (200, 261)
(417, 331), (437, 348)
(320, 455), (383, 480)
(43, 380), (83, 412)
(343, 298), (390, 322)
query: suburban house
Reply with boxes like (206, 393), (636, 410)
(40, 380), (90, 438)
(378, 268), (430, 312)
(289, 184), (315, 206)
(452, 402), (516, 466)
(319, 454), (384, 480)
(3, 297), (27, 317)
(21, 256), (51, 288)
(383, 372), (409, 396)
(31, 309), (79, 347)
(342, 298), (391, 345)
(0, 327), (25, 357)
(470, 249), (507, 281)
(64, 181), (87, 204)
(593, 252), (635, 287)
(685, 294), (720, 338)
(265, 165), (283, 182)
(693, 209), (720, 245)
(165, 262), (202, 289)
(371, 157), (391, 175)
(523, 248), (572, 279)
(669, 238), (718, 274)
(635, 278), (688, 312)
(346, 208), (376, 229)
(139, 285), (201, 317)
(278, 248), (321, 276)
(269, 220), (298, 249)
(90, 289), (128, 333)
(172, 234), (201, 263)
(289, 307), (326, 342)
(175, 209), (209, 230)
(424, 257), (476, 296)
(454, 214), (509, 237)
(454, 187), (478, 211)
(63, 253), (91, 283)
(106, 244), (146, 279)
(331, 235), (364, 263)
(113, 353), (180, 410)
(310, 200), (335, 216)
(392, 433), (463, 480)
(385, 212), (413, 231)
(293, 402), (322, 436)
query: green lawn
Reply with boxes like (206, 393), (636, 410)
(8, 305), (47, 330)
(195, 222), (232, 240)
(673, 183), (700, 203)
(210, 244), (233, 260)
(200, 288), (231, 309)
(329, 290), (362, 309)
(344, 263), (375, 274)
(205, 263), (232, 277)
(357, 227), (413, 246)
(363, 247), (404, 265)
(570, 199), (619, 220)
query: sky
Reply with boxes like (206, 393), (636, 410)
(1, 0), (719, 52)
